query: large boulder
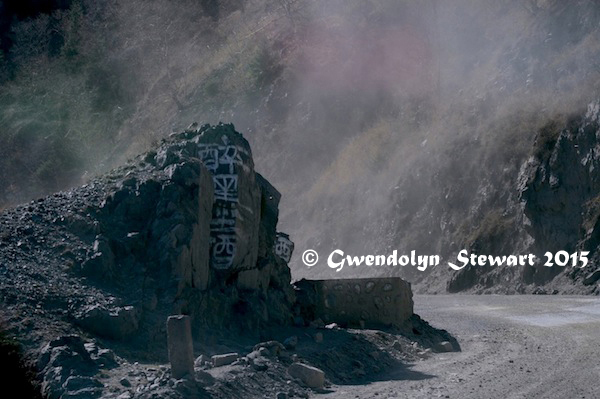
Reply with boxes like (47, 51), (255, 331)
(70, 123), (296, 344)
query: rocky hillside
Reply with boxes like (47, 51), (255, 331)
(1, 122), (295, 345)
(519, 101), (600, 290)
(281, 1), (600, 295)
(443, 100), (600, 294)
(1, 1), (600, 296)
(0, 123), (295, 397)
(0, 123), (456, 399)
(302, 98), (600, 296)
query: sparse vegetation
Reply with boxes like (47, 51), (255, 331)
(1, 0), (600, 289)
(459, 209), (516, 254)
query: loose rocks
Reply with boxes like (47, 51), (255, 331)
(287, 362), (325, 389)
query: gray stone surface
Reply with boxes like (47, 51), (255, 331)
(167, 315), (195, 379)
(36, 335), (115, 399)
(518, 100), (600, 286)
(283, 336), (298, 350)
(211, 353), (239, 367)
(435, 341), (454, 352)
(583, 269), (600, 285)
(194, 354), (207, 367)
(253, 341), (286, 357)
(314, 332), (323, 343)
(295, 277), (413, 328)
(75, 305), (139, 340)
(287, 362), (325, 389)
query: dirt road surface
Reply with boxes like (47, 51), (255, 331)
(316, 295), (600, 399)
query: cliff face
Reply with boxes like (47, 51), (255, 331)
(260, 1), (600, 296)
(441, 100), (600, 294)
(518, 101), (600, 289)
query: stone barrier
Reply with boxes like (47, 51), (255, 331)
(295, 277), (413, 328)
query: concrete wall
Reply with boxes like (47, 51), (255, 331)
(295, 277), (413, 328)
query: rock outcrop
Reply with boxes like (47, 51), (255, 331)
(518, 100), (600, 288)
(66, 123), (296, 340)
(0, 123), (300, 398)
(0, 122), (424, 399)
(429, 100), (600, 294)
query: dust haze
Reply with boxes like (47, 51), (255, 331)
(1, 0), (599, 284)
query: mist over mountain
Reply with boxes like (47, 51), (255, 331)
(1, 0), (599, 292)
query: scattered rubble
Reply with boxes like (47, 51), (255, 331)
(0, 123), (456, 398)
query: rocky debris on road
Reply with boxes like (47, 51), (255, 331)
(0, 123), (299, 398)
(12, 310), (456, 399)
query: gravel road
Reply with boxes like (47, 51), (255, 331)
(316, 295), (600, 399)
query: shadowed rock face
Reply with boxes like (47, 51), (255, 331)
(84, 123), (297, 335)
(441, 100), (600, 294)
(518, 101), (600, 285)
(0, 123), (297, 398)
(0, 123), (295, 354)
(520, 103), (600, 252)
